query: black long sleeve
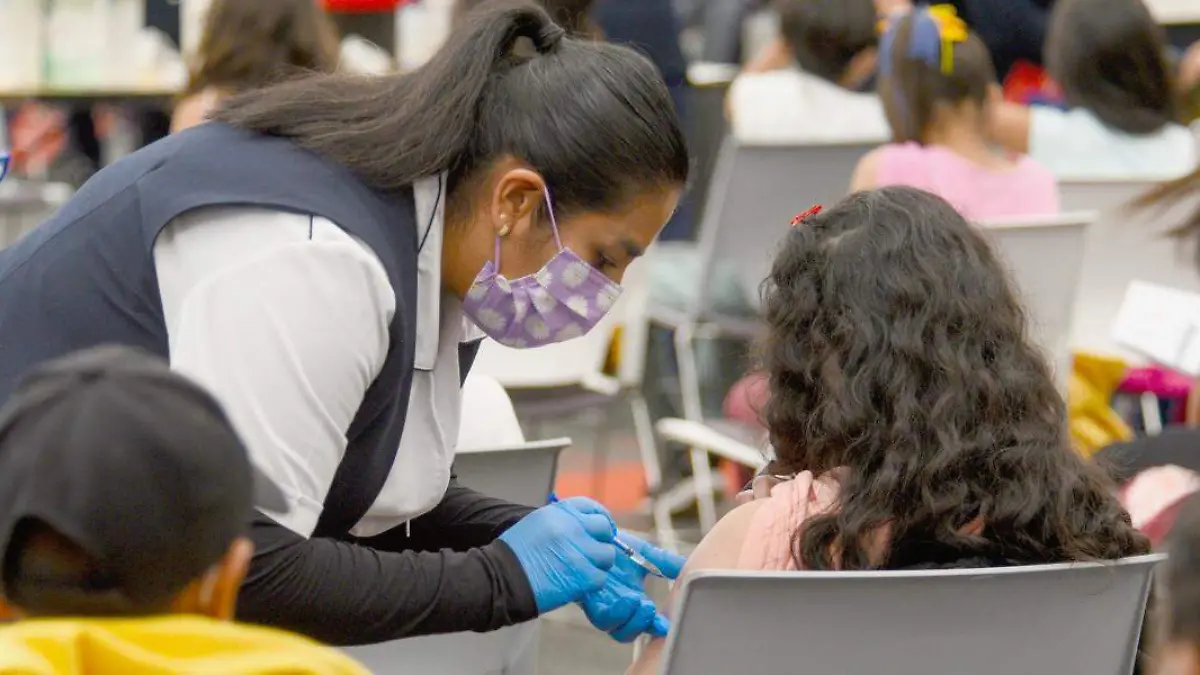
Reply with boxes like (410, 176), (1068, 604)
(236, 500), (538, 646)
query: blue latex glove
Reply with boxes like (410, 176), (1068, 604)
(498, 497), (618, 613)
(579, 532), (686, 643)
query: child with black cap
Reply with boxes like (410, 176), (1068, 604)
(0, 346), (367, 674)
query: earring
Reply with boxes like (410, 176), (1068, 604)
(498, 217), (511, 238)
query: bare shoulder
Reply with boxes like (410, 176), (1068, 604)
(682, 499), (769, 575)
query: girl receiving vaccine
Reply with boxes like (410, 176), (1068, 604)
(850, 5), (1059, 221)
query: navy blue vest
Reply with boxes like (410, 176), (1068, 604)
(0, 123), (433, 538)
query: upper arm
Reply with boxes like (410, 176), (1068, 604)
(990, 101), (1032, 155)
(849, 148), (885, 193)
(158, 215), (395, 536)
(626, 501), (767, 675)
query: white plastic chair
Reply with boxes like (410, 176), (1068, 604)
(646, 138), (872, 541)
(661, 555), (1165, 675)
(980, 211), (1095, 389)
(1058, 179), (1158, 214)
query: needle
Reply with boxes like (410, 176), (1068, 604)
(548, 493), (667, 578)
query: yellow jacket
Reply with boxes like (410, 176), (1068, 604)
(0, 616), (369, 675)
(1070, 353), (1134, 458)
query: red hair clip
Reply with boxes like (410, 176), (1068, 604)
(791, 205), (823, 226)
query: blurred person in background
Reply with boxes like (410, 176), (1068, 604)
(850, 5), (1059, 220)
(0, 347), (367, 675)
(746, 0), (1056, 83)
(991, 0), (1196, 179)
(728, 0), (888, 143)
(172, 0), (342, 133)
(1158, 494), (1200, 675)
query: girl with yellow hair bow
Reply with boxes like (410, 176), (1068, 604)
(849, 4), (1061, 221)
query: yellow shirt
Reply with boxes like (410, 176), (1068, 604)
(0, 616), (369, 675)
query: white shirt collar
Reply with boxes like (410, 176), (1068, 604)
(413, 174), (446, 370)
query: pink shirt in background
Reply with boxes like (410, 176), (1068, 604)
(874, 143), (1060, 221)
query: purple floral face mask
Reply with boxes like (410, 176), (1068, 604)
(461, 190), (623, 349)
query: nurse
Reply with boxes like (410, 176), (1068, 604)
(0, 2), (688, 645)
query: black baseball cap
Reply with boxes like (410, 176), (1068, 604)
(0, 346), (286, 610)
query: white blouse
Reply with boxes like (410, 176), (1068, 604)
(728, 68), (890, 145)
(154, 177), (476, 538)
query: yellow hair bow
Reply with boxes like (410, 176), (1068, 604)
(927, 4), (968, 75)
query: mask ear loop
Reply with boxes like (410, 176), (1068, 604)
(543, 188), (564, 250)
(489, 187), (563, 279)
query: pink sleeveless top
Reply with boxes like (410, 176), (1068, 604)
(736, 472), (985, 570)
(874, 143), (1060, 221)
(736, 472), (843, 570)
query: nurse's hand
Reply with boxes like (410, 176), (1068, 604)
(579, 532), (686, 643)
(498, 497), (618, 613)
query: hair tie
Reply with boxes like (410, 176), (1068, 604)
(926, 5), (968, 75)
(536, 23), (566, 53)
(791, 205), (823, 226)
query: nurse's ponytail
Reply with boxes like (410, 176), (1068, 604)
(213, 0), (686, 219)
(213, 0), (688, 218)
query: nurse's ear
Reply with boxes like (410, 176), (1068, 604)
(489, 163), (548, 242)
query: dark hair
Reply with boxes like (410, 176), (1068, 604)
(213, 1), (688, 223)
(184, 0), (340, 98)
(879, 10), (997, 143)
(3, 520), (170, 617)
(1046, 0), (1180, 135)
(760, 187), (1149, 571)
(777, 0), (878, 85)
(1164, 494), (1200, 643)
(454, 0), (599, 38)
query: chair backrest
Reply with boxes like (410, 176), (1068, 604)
(1071, 191), (1200, 356)
(1059, 180), (1157, 214)
(458, 373), (526, 451)
(661, 554), (1165, 675)
(685, 63), (737, 228)
(454, 438), (570, 507)
(455, 373), (566, 506)
(980, 212), (1093, 382)
(692, 138), (874, 315)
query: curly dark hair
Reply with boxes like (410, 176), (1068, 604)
(761, 187), (1149, 571)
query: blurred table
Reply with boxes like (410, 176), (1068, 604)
(0, 88), (177, 108)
